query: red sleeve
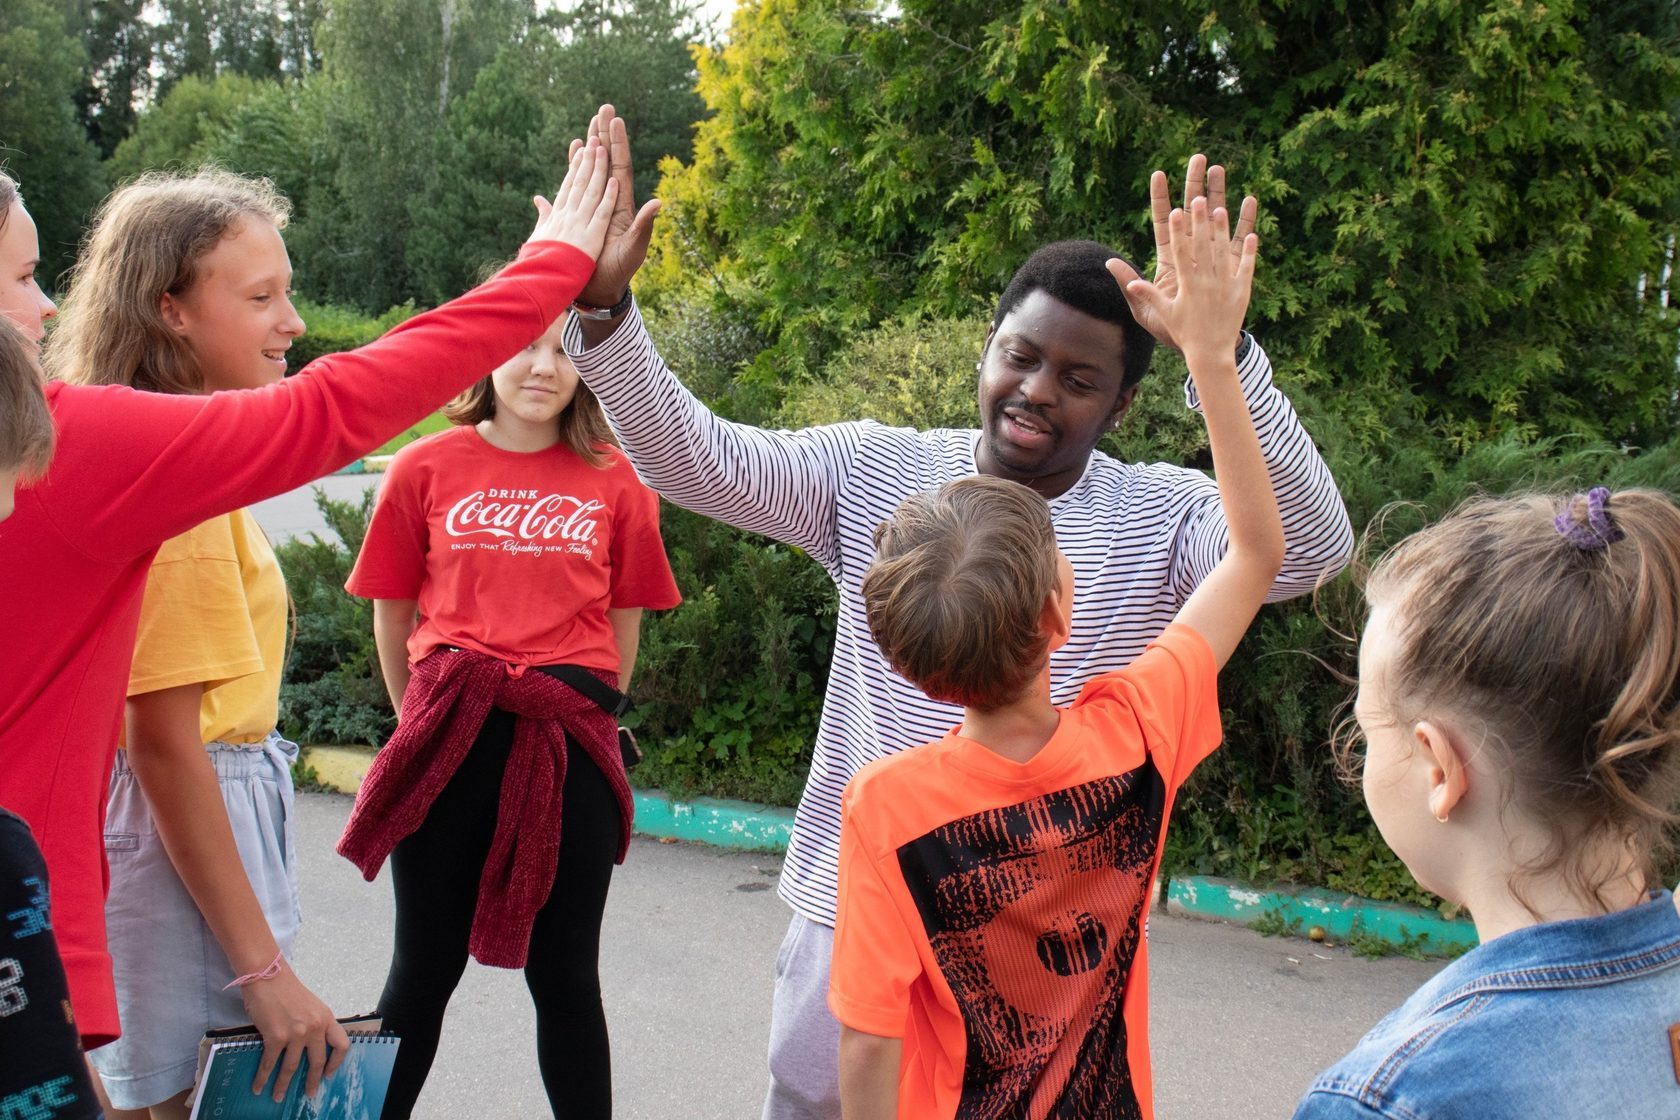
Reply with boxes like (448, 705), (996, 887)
(827, 776), (919, 1038)
(606, 470), (681, 611)
(37, 242), (592, 562)
(345, 448), (430, 601)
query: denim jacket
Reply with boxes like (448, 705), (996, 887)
(1293, 889), (1680, 1120)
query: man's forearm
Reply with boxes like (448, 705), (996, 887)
(1190, 336), (1353, 595)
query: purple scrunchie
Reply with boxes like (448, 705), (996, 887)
(1554, 487), (1624, 551)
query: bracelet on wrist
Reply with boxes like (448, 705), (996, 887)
(572, 288), (633, 321)
(224, 951), (285, 990)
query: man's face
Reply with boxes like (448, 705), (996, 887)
(975, 290), (1136, 500)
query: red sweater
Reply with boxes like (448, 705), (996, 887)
(337, 648), (633, 968)
(0, 241), (592, 1046)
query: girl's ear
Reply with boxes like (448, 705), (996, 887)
(1414, 719), (1470, 824)
(158, 291), (189, 335)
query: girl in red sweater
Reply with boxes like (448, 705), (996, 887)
(0, 142), (618, 1061)
(340, 307), (680, 1118)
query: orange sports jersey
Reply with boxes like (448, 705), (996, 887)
(829, 623), (1223, 1120)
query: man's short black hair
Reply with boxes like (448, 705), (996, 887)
(991, 240), (1157, 392)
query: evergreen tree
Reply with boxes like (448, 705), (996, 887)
(294, 0), (534, 310)
(0, 0), (106, 286)
(63, 0), (152, 157)
(407, 0), (705, 302)
(650, 0), (1680, 443)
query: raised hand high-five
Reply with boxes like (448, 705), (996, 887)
(1110, 191), (1258, 368)
(526, 137), (621, 263)
(573, 103), (664, 310)
(1108, 153), (1258, 352)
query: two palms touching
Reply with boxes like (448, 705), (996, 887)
(1109, 153), (1259, 353)
(570, 104), (662, 309)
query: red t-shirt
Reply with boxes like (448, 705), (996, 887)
(347, 425), (681, 670)
(828, 624), (1223, 1120)
(0, 242), (592, 1046)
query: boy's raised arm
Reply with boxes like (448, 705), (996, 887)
(1113, 192), (1284, 667)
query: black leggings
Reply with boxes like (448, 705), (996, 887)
(377, 708), (620, 1119)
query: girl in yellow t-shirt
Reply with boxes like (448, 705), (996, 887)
(63, 170), (349, 1119)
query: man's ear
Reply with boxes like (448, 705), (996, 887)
(976, 325), (996, 374)
(1414, 719), (1469, 824)
(158, 291), (190, 335)
(1107, 384), (1139, 430)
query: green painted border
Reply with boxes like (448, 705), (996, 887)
(631, 789), (794, 852)
(1166, 874), (1477, 954)
(306, 746), (1466, 942)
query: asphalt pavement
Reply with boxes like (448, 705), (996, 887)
(290, 790), (1444, 1120)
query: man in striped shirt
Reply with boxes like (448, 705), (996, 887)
(566, 107), (1352, 1120)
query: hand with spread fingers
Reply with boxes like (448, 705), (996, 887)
(1109, 191), (1258, 369)
(1109, 154), (1258, 352)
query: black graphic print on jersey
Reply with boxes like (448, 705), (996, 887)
(896, 761), (1167, 1120)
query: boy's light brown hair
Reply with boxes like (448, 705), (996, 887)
(863, 476), (1060, 712)
(0, 318), (54, 479)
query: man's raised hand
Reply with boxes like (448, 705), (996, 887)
(575, 103), (663, 309)
(1109, 154), (1258, 351)
(1109, 194), (1258, 367)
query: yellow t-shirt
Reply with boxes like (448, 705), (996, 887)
(127, 509), (287, 745)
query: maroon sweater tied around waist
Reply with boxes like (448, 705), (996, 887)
(337, 647), (633, 968)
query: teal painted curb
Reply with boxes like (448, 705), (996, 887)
(1166, 874), (1476, 954)
(631, 789), (794, 852)
(331, 455), (391, 476)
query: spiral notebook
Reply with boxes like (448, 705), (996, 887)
(187, 1014), (400, 1120)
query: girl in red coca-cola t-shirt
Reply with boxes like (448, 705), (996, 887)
(344, 310), (679, 1119)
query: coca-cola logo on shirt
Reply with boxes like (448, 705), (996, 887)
(445, 489), (602, 544)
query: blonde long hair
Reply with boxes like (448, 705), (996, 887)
(47, 168), (290, 392)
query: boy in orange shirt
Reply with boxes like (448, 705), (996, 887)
(828, 194), (1284, 1120)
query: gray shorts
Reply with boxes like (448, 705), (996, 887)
(88, 734), (302, 1110)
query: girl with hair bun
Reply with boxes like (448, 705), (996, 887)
(1295, 487), (1680, 1119)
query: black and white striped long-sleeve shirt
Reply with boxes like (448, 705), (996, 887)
(569, 305), (1352, 927)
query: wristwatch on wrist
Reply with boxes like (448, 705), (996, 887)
(572, 288), (633, 321)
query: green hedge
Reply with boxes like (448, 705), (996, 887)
(288, 299), (418, 372)
(275, 487), (395, 748)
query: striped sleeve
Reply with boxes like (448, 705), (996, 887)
(1172, 335), (1353, 602)
(566, 304), (863, 572)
